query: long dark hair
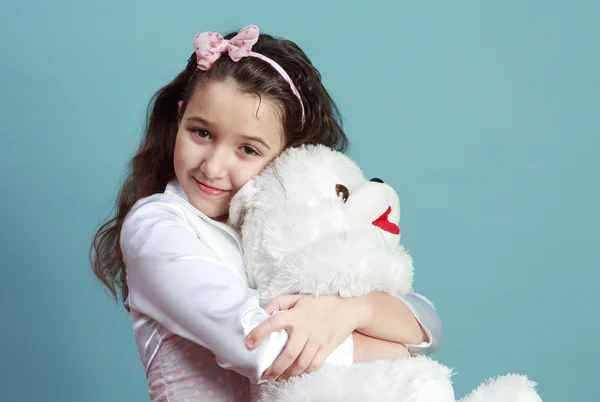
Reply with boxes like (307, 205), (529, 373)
(91, 29), (349, 306)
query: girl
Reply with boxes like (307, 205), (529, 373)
(91, 25), (441, 401)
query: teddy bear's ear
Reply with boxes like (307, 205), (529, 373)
(228, 178), (259, 229)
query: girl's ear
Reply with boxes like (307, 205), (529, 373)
(177, 100), (184, 127)
(228, 178), (259, 229)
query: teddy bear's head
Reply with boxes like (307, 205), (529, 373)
(229, 144), (413, 302)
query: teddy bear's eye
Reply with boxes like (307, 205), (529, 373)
(335, 184), (349, 203)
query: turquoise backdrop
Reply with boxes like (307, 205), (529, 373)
(1, 1), (598, 401)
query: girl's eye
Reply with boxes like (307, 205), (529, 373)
(192, 129), (211, 139)
(335, 184), (349, 203)
(241, 146), (259, 156)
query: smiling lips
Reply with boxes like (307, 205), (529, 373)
(196, 179), (230, 196)
(372, 206), (400, 235)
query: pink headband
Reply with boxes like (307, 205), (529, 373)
(193, 25), (305, 124)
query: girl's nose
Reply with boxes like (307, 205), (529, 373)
(201, 151), (228, 179)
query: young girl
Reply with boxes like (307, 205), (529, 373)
(91, 25), (442, 401)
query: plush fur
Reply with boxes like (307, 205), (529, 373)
(252, 356), (456, 402)
(229, 144), (542, 402)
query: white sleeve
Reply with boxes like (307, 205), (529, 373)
(395, 291), (442, 356)
(120, 202), (288, 384)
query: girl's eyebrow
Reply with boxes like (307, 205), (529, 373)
(240, 135), (271, 151)
(186, 116), (210, 125)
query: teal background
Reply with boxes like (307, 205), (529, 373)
(1, 0), (597, 400)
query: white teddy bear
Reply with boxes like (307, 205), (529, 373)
(229, 144), (542, 402)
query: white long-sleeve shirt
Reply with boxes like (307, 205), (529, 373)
(120, 180), (441, 385)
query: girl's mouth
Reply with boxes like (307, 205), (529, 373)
(196, 180), (230, 196)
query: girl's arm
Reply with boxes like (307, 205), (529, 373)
(121, 200), (290, 384)
(352, 331), (408, 363)
(260, 290), (441, 362)
(351, 291), (441, 356)
(252, 290), (440, 379)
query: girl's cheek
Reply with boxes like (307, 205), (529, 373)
(232, 165), (254, 190)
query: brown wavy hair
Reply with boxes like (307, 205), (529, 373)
(90, 29), (349, 306)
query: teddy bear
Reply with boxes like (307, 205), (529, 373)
(228, 144), (542, 402)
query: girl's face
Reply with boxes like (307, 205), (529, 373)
(174, 80), (284, 220)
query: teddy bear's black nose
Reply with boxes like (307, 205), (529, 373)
(370, 178), (384, 183)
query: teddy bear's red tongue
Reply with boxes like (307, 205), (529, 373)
(372, 206), (400, 235)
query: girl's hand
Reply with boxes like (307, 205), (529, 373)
(245, 294), (359, 381)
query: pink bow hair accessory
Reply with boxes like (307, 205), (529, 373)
(194, 25), (259, 71)
(193, 25), (305, 124)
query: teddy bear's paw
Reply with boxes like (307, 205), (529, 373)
(459, 374), (542, 402)
(403, 376), (455, 402)
(397, 356), (455, 402)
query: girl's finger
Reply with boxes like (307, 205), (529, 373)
(264, 331), (308, 380)
(282, 339), (320, 379)
(264, 294), (306, 314)
(304, 344), (333, 375)
(246, 311), (288, 349)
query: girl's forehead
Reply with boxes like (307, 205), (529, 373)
(189, 81), (276, 121)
